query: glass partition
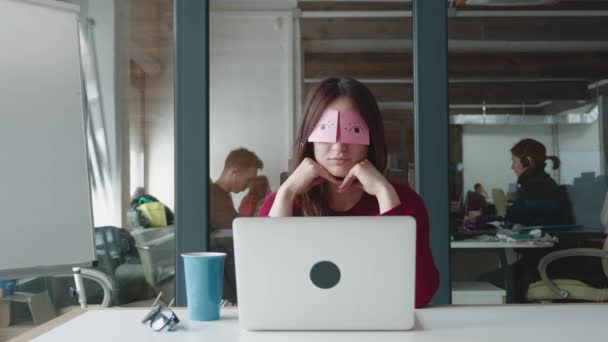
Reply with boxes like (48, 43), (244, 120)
(447, 3), (608, 305)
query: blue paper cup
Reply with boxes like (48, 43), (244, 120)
(182, 252), (226, 321)
(0, 280), (16, 297)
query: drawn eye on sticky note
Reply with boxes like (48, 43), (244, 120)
(339, 111), (370, 145)
(308, 109), (338, 143)
(308, 109), (370, 145)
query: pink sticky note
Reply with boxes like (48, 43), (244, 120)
(339, 111), (370, 145)
(308, 109), (370, 145)
(308, 109), (338, 143)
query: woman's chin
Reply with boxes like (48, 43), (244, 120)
(327, 166), (350, 178)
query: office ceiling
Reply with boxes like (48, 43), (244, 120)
(299, 0), (608, 115)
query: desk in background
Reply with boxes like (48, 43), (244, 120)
(451, 239), (555, 303)
(451, 240), (554, 249)
(21, 305), (608, 341)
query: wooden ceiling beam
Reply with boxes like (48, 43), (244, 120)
(300, 17), (608, 41)
(298, 0), (608, 11)
(304, 52), (608, 79)
(303, 80), (591, 103)
(299, 1), (411, 12)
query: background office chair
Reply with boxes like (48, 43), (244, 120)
(131, 225), (175, 305)
(492, 188), (507, 218)
(526, 192), (608, 302)
(49, 226), (150, 309)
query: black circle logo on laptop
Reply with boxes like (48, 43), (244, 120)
(310, 261), (341, 289)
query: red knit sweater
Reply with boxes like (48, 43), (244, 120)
(258, 182), (440, 308)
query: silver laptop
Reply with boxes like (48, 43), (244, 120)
(233, 216), (417, 331)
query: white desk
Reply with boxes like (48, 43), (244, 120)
(451, 240), (555, 303)
(451, 240), (554, 249)
(23, 304), (608, 341)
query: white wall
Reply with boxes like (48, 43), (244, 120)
(143, 11), (295, 211)
(65, 1), (296, 217)
(128, 81), (145, 196)
(462, 125), (556, 200)
(71, 0), (123, 226)
(209, 12), (293, 207)
(146, 47), (175, 210)
(557, 120), (601, 185)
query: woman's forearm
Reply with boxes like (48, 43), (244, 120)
(376, 183), (400, 214)
(268, 187), (296, 217)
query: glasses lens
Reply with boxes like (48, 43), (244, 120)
(151, 308), (179, 332)
(151, 315), (169, 331)
(142, 305), (161, 324)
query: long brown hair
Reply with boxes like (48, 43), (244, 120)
(511, 138), (560, 172)
(249, 175), (271, 199)
(293, 77), (387, 216)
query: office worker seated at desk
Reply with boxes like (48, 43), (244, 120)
(258, 77), (439, 308)
(474, 183), (488, 200)
(238, 175), (271, 217)
(465, 184), (488, 214)
(210, 148), (263, 303)
(507, 138), (573, 226)
(459, 183), (498, 230)
(505, 138), (574, 301)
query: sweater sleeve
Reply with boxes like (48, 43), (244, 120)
(238, 193), (254, 217)
(382, 184), (440, 308)
(257, 192), (277, 217)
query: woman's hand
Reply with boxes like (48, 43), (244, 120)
(338, 159), (387, 196)
(338, 159), (400, 213)
(281, 158), (341, 197)
(269, 158), (340, 217)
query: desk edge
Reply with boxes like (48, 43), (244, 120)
(8, 308), (87, 341)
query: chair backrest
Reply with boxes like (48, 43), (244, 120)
(603, 238), (608, 279)
(599, 192), (608, 277)
(94, 226), (123, 275)
(131, 226), (175, 289)
(600, 192), (608, 235)
(492, 188), (507, 217)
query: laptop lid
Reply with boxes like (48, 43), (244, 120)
(233, 216), (416, 331)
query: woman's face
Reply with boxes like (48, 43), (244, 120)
(511, 153), (526, 177)
(313, 96), (368, 178)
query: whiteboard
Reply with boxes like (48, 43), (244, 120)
(0, 0), (95, 278)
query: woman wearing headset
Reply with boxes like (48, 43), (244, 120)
(507, 138), (572, 226)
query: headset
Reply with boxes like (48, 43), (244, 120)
(520, 155), (531, 168)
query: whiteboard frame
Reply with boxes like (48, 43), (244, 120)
(0, 0), (96, 280)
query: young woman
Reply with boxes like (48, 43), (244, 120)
(507, 138), (574, 302)
(507, 138), (572, 225)
(238, 175), (271, 217)
(258, 77), (439, 308)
